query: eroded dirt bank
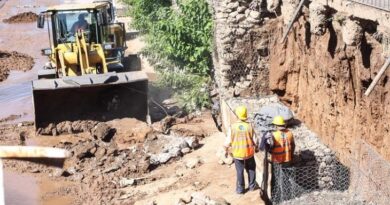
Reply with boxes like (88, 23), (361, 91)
(268, 10), (390, 161)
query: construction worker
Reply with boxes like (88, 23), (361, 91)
(260, 115), (295, 202)
(71, 13), (89, 33)
(224, 106), (258, 194)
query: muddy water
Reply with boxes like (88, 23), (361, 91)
(4, 170), (74, 205)
(0, 0), (52, 122)
(4, 171), (38, 205)
(0, 0), (74, 204)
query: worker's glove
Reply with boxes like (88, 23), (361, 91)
(265, 132), (274, 147)
(223, 148), (229, 158)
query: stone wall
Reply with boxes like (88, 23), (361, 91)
(209, 0), (279, 98)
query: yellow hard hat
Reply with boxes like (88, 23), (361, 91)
(272, 116), (285, 126)
(235, 106), (247, 120)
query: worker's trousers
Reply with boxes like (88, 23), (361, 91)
(234, 156), (256, 194)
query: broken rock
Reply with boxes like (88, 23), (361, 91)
(185, 158), (200, 169)
(150, 153), (172, 165)
(91, 122), (113, 142)
(119, 178), (136, 187)
(110, 118), (153, 149)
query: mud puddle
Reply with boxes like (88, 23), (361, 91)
(4, 170), (74, 205)
(4, 171), (38, 205)
(0, 82), (33, 122)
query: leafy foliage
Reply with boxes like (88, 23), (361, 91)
(122, 0), (171, 32)
(123, 0), (213, 111)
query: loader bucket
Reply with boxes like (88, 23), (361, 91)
(32, 71), (148, 129)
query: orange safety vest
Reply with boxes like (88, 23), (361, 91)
(231, 122), (255, 160)
(271, 130), (294, 163)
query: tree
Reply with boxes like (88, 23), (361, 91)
(124, 0), (213, 111)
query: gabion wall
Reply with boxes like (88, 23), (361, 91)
(208, 0), (277, 98)
(226, 97), (353, 203)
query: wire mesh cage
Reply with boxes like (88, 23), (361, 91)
(382, 34), (390, 57)
(270, 140), (390, 205)
(271, 162), (350, 204)
(348, 0), (390, 11)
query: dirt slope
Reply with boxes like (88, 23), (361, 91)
(268, 15), (390, 161)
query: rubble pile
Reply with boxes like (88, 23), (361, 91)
(45, 117), (203, 204)
(147, 134), (200, 166)
(37, 120), (100, 136)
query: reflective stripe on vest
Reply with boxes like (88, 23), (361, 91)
(271, 130), (293, 163)
(231, 122), (254, 159)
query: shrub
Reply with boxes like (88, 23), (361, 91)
(124, 0), (213, 111)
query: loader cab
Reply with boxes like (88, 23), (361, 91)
(37, 2), (126, 72)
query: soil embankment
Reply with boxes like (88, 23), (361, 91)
(269, 13), (389, 161)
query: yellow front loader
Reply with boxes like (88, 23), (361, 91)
(33, 2), (148, 129)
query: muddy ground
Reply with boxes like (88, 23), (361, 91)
(0, 112), (263, 205)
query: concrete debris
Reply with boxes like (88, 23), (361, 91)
(148, 135), (199, 165)
(185, 158), (201, 169)
(175, 192), (230, 205)
(181, 147), (191, 154)
(150, 153), (172, 165)
(119, 178), (136, 187)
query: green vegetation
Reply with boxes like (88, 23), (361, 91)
(123, 0), (213, 111)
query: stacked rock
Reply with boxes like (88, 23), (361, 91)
(292, 125), (348, 191)
(209, 0), (265, 97)
(228, 97), (349, 197)
(148, 134), (200, 165)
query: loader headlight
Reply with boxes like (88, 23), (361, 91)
(41, 48), (52, 56)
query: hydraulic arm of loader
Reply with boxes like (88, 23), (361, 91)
(58, 30), (108, 77)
